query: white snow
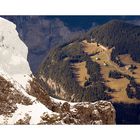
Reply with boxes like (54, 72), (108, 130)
(7, 102), (56, 124)
(50, 96), (79, 105)
(50, 97), (67, 104)
(0, 17), (31, 88)
(9, 55), (27, 65)
(12, 74), (32, 89)
(0, 101), (57, 125)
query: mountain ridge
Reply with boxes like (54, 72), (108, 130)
(89, 20), (140, 63)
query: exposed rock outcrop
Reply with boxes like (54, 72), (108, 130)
(40, 100), (115, 125)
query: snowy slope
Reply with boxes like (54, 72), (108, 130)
(0, 65), (57, 124)
(0, 17), (56, 124)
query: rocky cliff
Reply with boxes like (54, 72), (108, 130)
(40, 100), (116, 125)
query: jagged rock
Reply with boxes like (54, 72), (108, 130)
(61, 102), (70, 112)
(15, 114), (31, 125)
(40, 101), (115, 125)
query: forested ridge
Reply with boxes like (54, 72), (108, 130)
(89, 20), (140, 62)
(39, 41), (108, 102)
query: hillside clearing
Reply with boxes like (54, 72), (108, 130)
(82, 41), (140, 104)
(71, 61), (90, 87)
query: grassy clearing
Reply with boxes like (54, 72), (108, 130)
(82, 41), (140, 104)
(119, 54), (140, 84)
(82, 40), (103, 55)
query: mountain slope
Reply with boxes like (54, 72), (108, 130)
(0, 72), (55, 124)
(39, 24), (140, 103)
(40, 20), (140, 103)
(0, 71), (115, 125)
(0, 17), (55, 124)
(0, 17), (115, 125)
(39, 41), (109, 102)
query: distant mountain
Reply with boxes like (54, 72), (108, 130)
(3, 16), (85, 73)
(40, 20), (140, 102)
(39, 20), (140, 103)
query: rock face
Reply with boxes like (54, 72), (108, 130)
(40, 100), (116, 125)
(61, 101), (116, 125)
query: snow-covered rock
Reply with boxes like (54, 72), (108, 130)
(40, 99), (116, 125)
(0, 17), (56, 124)
(0, 73), (116, 125)
(0, 72), (57, 125)
(0, 17), (31, 89)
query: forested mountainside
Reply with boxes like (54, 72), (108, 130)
(89, 20), (140, 62)
(39, 20), (140, 102)
(39, 41), (109, 102)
